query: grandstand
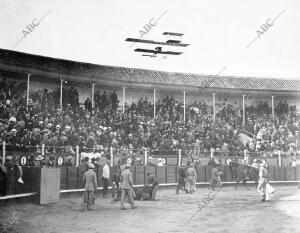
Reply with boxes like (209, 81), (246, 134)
(0, 48), (299, 160)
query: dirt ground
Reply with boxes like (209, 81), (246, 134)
(1, 184), (300, 233)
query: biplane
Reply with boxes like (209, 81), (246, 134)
(126, 32), (189, 57)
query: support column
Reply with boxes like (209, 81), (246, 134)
(144, 149), (148, 166)
(271, 96), (274, 117)
(91, 83), (95, 109)
(42, 144), (45, 156)
(110, 146), (114, 167)
(122, 87), (126, 114)
(242, 95), (246, 127)
(213, 93), (216, 123)
(76, 145), (80, 167)
(2, 141), (5, 165)
(183, 91), (186, 123)
(60, 79), (63, 109)
(178, 148), (182, 166)
(26, 74), (31, 106)
(153, 89), (156, 118)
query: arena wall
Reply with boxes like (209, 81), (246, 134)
(1, 165), (299, 200)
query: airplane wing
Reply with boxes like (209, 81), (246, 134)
(157, 51), (183, 55)
(163, 32), (184, 36)
(126, 38), (189, 47)
(134, 48), (155, 53)
(135, 48), (183, 55)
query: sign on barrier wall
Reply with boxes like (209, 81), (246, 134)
(19, 156), (27, 166)
(200, 157), (211, 165)
(266, 158), (278, 166)
(56, 156), (64, 166)
(167, 157), (178, 166)
(181, 158), (188, 166)
(40, 168), (61, 204)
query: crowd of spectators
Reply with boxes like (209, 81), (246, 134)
(0, 77), (299, 160)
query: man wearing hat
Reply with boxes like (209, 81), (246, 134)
(257, 160), (268, 202)
(120, 164), (136, 210)
(176, 165), (187, 194)
(147, 172), (159, 199)
(102, 161), (110, 198)
(251, 159), (260, 187)
(83, 163), (98, 210)
(211, 163), (222, 191)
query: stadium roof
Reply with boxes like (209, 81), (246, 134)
(0, 48), (299, 92)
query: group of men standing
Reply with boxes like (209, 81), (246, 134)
(176, 160), (222, 194)
(176, 156), (273, 202)
(81, 155), (274, 211)
(82, 162), (159, 210)
(176, 163), (198, 194)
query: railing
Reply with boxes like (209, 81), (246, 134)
(1, 142), (299, 167)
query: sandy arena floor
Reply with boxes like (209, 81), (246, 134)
(1, 185), (300, 233)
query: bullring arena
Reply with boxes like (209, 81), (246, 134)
(0, 186), (300, 233)
(0, 48), (299, 232)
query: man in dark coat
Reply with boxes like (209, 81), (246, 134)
(120, 164), (136, 210)
(147, 172), (159, 200)
(82, 163), (97, 210)
(176, 166), (187, 194)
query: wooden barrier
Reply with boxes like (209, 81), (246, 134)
(275, 167), (285, 181)
(281, 158), (289, 167)
(268, 166), (276, 181)
(267, 158), (278, 166)
(237, 167), (244, 181)
(157, 166), (167, 184)
(67, 167), (78, 189)
(130, 167), (136, 185)
(223, 166), (232, 182)
(145, 166), (156, 183)
(97, 166), (103, 187)
(135, 166), (145, 185)
(166, 166), (177, 183)
(196, 166), (206, 182)
(205, 165), (212, 182)
(1, 165), (300, 198)
(60, 167), (68, 190)
(285, 167), (296, 181)
(296, 166), (300, 181)
(78, 166), (86, 189)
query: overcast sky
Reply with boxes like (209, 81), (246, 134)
(0, 0), (299, 80)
